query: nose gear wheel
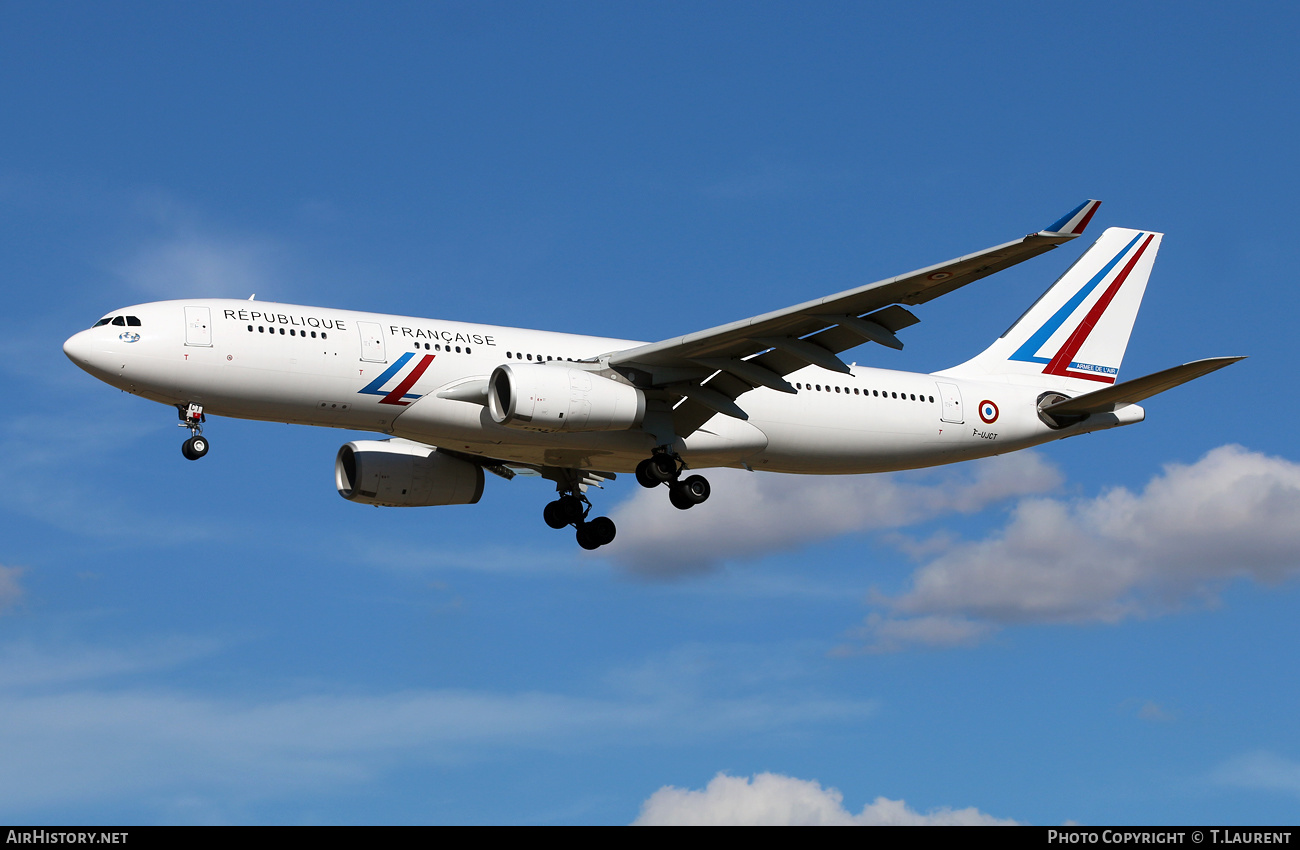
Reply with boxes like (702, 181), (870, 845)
(177, 403), (209, 461)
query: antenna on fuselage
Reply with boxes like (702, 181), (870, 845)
(249, 294), (256, 300)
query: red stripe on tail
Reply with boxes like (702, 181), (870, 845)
(1044, 234), (1154, 380)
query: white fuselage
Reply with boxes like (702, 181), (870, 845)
(63, 298), (1140, 475)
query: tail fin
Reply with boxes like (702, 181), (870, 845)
(939, 227), (1162, 392)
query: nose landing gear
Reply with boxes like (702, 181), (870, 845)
(178, 403), (209, 460)
(636, 451), (710, 510)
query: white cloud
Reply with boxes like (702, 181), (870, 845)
(0, 566), (23, 614)
(632, 772), (1017, 825)
(113, 232), (287, 300)
(1212, 752), (1300, 798)
(837, 613), (993, 655)
(852, 445), (1300, 651)
(0, 637), (220, 688)
(604, 452), (1062, 576)
(0, 641), (873, 815)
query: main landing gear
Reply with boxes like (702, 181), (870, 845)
(543, 491), (617, 550)
(635, 451), (710, 510)
(178, 403), (209, 461)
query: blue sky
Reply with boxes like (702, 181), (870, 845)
(2, 1), (1298, 824)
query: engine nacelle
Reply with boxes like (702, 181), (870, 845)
(335, 440), (484, 507)
(487, 363), (646, 432)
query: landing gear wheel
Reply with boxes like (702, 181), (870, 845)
(576, 524), (601, 550)
(635, 458), (661, 489)
(178, 404), (207, 461)
(557, 494), (586, 524)
(543, 500), (569, 529)
(668, 483), (695, 510)
(587, 516), (616, 546)
(576, 516), (617, 549)
(649, 453), (678, 483)
(182, 435), (209, 461)
(680, 474), (710, 504)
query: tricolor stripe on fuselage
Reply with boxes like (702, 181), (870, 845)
(357, 352), (437, 405)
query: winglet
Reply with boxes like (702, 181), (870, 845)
(1043, 199), (1102, 236)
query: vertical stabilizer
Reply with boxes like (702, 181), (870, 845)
(938, 227), (1162, 392)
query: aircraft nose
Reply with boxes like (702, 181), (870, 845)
(63, 329), (92, 364)
(63, 329), (114, 379)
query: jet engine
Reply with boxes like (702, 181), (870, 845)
(335, 439), (484, 507)
(487, 363), (645, 432)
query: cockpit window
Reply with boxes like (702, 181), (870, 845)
(93, 315), (141, 328)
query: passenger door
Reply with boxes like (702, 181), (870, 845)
(935, 382), (964, 424)
(184, 306), (212, 346)
(358, 321), (386, 363)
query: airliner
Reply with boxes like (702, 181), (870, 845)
(63, 201), (1241, 549)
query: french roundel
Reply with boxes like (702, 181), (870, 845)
(978, 400), (999, 424)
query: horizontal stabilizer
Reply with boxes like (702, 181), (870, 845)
(1041, 356), (1246, 417)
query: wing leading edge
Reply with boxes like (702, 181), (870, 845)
(604, 200), (1102, 436)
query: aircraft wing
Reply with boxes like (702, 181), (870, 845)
(434, 447), (618, 490)
(604, 200), (1102, 435)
